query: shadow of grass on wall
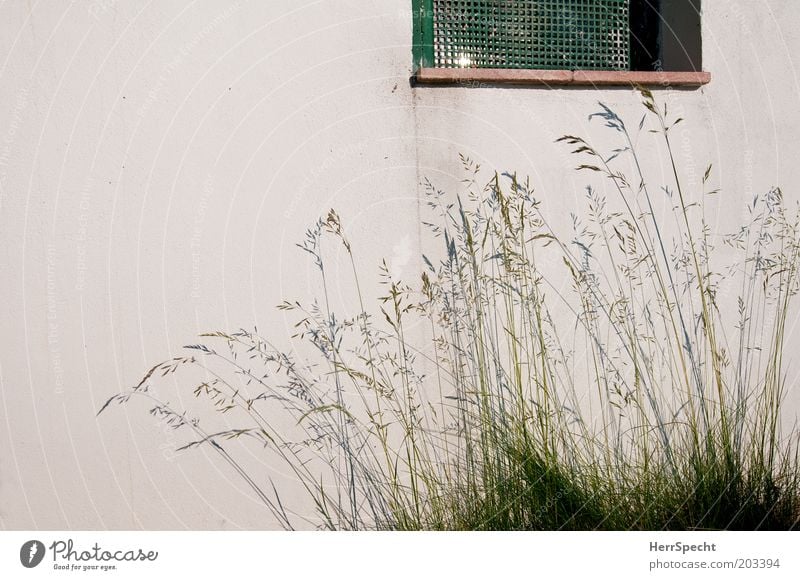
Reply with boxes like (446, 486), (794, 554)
(100, 90), (800, 530)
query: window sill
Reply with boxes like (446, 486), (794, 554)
(414, 68), (711, 88)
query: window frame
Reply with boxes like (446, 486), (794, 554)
(412, 0), (709, 88)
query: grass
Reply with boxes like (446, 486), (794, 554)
(101, 89), (800, 530)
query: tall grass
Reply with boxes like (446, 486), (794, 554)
(101, 90), (800, 530)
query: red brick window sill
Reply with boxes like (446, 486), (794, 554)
(414, 68), (710, 88)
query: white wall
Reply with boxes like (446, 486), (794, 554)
(1, 0), (799, 529)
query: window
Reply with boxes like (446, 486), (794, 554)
(412, 1), (707, 86)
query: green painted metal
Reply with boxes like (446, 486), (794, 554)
(415, 1), (630, 71)
(413, 0), (435, 68)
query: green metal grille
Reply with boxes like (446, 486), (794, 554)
(416, 1), (630, 71)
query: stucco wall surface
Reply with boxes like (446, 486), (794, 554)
(1, 0), (799, 529)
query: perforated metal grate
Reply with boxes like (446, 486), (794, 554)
(424, 1), (630, 71)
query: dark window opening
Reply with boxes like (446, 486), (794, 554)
(630, 0), (702, 72)
(630, 0), (661, 71)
